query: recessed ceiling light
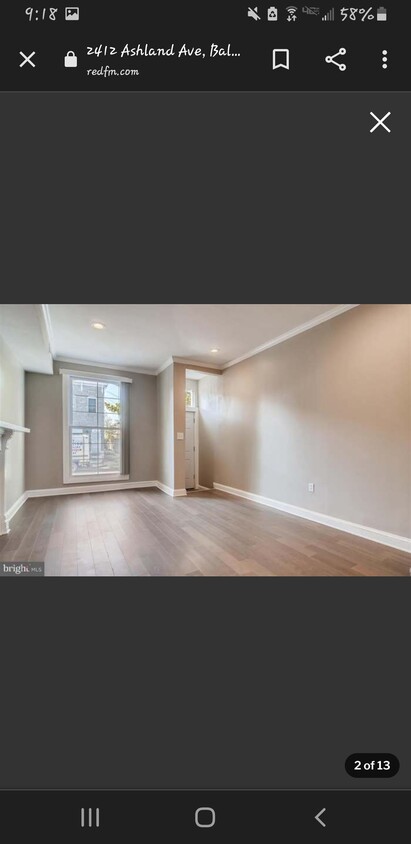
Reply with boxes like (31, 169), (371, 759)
(210, 348), (220, 354)
(92, 322), (106, 330)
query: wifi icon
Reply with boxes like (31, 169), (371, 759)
(286, 5), (298, 20)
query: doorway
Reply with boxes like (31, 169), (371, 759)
(185, 374), (201, 491)
(185, 410), (196, 490)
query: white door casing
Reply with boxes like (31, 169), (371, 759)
(185, 411), (196, 490)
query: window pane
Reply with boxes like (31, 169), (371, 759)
(98, 410), (121, 429)
(100, 429), (121, 474)
(71, 380), (98, 427)
(99, 381), (120, 400)
(71, 428), (99, 476)
(69, 377), (123, 477)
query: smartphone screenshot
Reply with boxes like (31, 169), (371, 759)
(1, 1), (410, 840)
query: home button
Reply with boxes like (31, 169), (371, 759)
(195, 807), (216, 828)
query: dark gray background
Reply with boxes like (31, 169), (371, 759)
(0, 579), (409, 789)
(2, 93), (409, 302)
(1, 92), (410, 789)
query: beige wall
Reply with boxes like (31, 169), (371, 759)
(25, 361), (157, 490)
(199, 304), (411, 539)
(157, 364), (174, 489)
(0, 337), (26, 510)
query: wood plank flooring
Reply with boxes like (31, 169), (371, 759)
(0, 489), (409, 577)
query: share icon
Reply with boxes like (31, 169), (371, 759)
(325, 47), (347, 71)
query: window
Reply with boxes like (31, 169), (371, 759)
(62, 371), (131, 484)
(185, 390), (194, 408)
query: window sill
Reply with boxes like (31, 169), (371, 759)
(63, 474), (130, 485)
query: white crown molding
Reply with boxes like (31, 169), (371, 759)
(172, 357), (223, 370)
(40, 305), (360, 380)
(222, 305), (361, 370)
(32, 304), (54, 374)
(39, 304), (56, 357)
(156, 357), (174, 375)
(54, 356), (156, 376)
(156, 356), (223, 375)
(214, 483), (411, 555)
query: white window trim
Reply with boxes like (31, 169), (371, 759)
(59, 368), (133, 384)
(62, 372), (130, 485)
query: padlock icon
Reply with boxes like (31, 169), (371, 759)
(64, 50), (77, 68)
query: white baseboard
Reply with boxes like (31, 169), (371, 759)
(2, 492), (29, 535)
(0, 515), (10, 535)
(213, 483), (411, 555)
(1, 481), (190, 534)
(156, 482), (187, 498)
(26, 481), (158, 498)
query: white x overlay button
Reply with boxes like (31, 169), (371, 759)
(370, 111), (391, 133)
(19, 51), (36, 68)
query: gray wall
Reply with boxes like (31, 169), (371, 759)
(198, 373), (224, 490)
(199, 304), (411, 539)
(25, 361), (157, 490)
(0, 337), (26, 510)
(157, 364), (174, 489)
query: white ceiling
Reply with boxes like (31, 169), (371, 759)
(1, 304), (357, 375)
(0, 304), (53, 374)
(48, 304), (349, 372)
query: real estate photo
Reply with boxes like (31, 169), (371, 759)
(0, 303), (410, 576)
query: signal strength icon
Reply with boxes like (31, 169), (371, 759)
(322, 7), (335, 20)
(286, 5), (298, 20)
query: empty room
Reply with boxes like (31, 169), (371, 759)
(0, 303), (410, 576)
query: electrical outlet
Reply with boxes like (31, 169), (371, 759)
(308, 483), (315, 493)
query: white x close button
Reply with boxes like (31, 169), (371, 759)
(19, 50), (36, 68)
(370, 111), (391, 133)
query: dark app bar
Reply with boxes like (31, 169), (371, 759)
(1, 1), (408, 91)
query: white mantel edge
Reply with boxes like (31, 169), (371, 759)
(0, 423), (30, 534)
(0, 421), (31, 434)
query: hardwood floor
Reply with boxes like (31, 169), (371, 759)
(0, 489), (409, 577)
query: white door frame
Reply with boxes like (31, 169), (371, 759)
(186, 408), (199, 490)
